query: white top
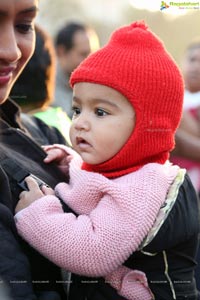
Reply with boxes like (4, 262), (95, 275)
(183, 90), (200, 110)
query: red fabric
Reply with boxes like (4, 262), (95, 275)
(70, 21), (184, 178)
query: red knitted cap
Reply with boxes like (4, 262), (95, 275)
(70, 21), (184, 178)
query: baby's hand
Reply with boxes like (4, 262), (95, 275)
(15, 176), (54, 213)
(42, 145), (72, 167)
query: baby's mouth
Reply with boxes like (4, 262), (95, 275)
(77, 137), (86, 143)
(76, 137), (92, 149)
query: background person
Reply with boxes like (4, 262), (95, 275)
(53, 21), (99, 118)
(171, 38), (200, 193)
(171, 37), (200, 291)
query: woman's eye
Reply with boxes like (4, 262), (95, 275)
(72, 107), (81, 116)
(95, 108), (108, 117)
(16, 24), (33, 34)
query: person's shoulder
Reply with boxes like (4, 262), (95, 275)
(21, 113), (67, 146)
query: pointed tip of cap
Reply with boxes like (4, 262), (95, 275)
(130, 20), (148, 30)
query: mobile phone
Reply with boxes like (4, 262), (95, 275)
(18, 174), (48, 191)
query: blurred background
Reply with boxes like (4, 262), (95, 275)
(37, 0), (200, 66)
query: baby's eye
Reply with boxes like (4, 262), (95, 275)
(72, 106), (81, 116)
(16, 24), (34, 34)
(95, 108), (109, 117)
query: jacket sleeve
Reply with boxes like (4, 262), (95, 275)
(15, 163), (179, 278)
(0, 203), (37, 300)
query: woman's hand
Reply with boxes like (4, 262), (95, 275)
(15, 176), (54, 213)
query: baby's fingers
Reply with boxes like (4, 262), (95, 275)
(43, 149), (62, 163)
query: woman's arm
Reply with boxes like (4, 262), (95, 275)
(172, 128), (200, 161)
(171, 111), (200, 160)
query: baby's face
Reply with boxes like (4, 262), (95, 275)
(70, 82), (135, 165)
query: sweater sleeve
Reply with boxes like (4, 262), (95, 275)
(15, 163), (179, 277)
(106, 266), (154, 300)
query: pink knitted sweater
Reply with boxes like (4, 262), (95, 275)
(15, 146), (179, 300)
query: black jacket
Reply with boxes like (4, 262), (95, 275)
(0, 99), (70, 300)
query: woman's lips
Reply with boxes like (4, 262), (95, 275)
(0, 67), (15, 85)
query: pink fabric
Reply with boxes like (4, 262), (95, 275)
(105, 266), (154, 299)
(15, 146), (178, 299)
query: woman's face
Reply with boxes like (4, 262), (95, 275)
(0, 0), (38, 104)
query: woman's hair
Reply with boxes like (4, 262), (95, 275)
(10, 24), (56, 109)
